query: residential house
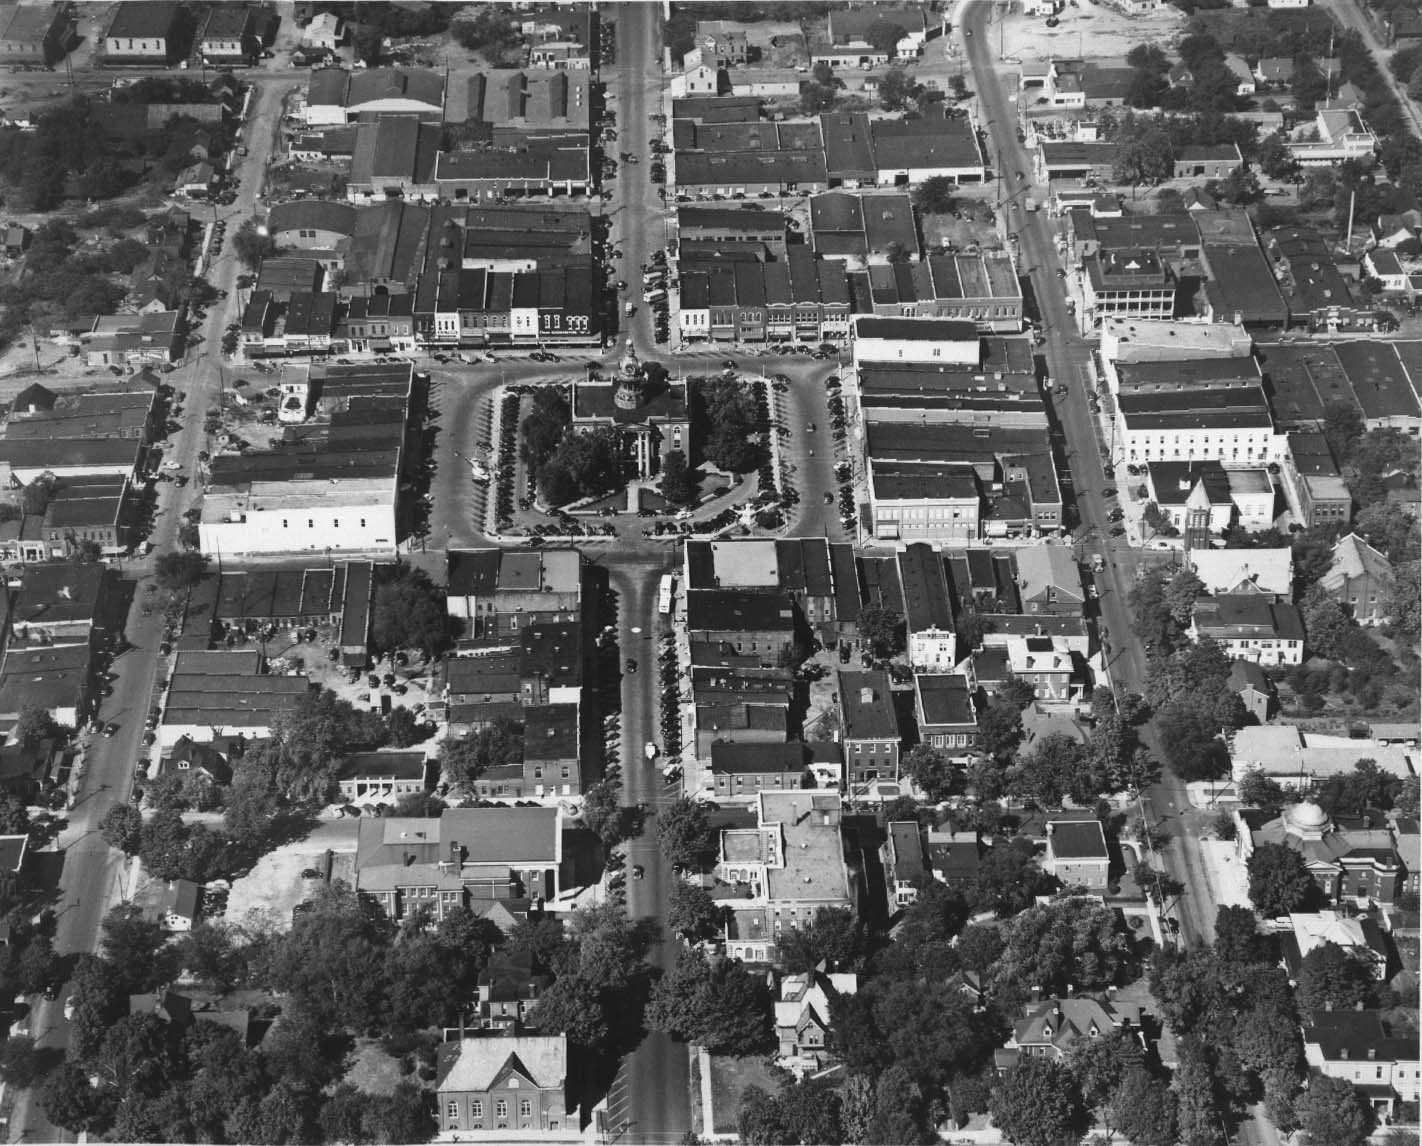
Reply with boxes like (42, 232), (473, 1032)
(1044, 819), (1110, 889)
(884, 820), (927, 907)
(1228, 659), (1276, 723)
(156, 879), (200, 932)
(775, 965), (858, 1075)
(435, 1035), (571, 1136)
(1225, 54), (1256, 96)
(1318, 533), (1393, 624)
(1287, 910), (1389, 980)
(995, 996), (1143, 1071)
(838, 670), (900, 787)
(1190, 595), (1305, 666)
(1006, 635), (1079, 703)
(300, 11), (344, 52)
(927, 828), (984, 887)
(1365, 249), (1410, 295)
(472, 950), (547, 1033)
(1302, 1009), (1421, 1119)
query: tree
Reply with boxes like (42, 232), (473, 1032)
(800, 79), (838, 113)
(1173, 1039), (1226, 1146)
(12, 703), (57, 750)
(451, 7), (521, 63)
(1069, 1027), (1145, 1111)
(231, 219), (275, 271)
(176, 921), (247, 992)
(1294, 1073), (1371, 1146)
(665, 881), (727, 943)
(1113, 121), (1175, 186)
(371, 567), (448, 658)
(1133, 860), (1185, 907)
(100, 804), (143, 854)
(1296, 941), (1373, 1011)
(1016, 733), (1105, 807)
(956, 922), (1004, 974)
(520, 386), (570, 470)
(1315, 758), (1402, 818)
(865, 1065), (936, 1145)
(775, 907), (865, 974)
(1239, 768), (1288, 815)
(902, 743), (956, 803)
(660, 448), (695, 505)
(656, 797), (714, 869)
(154, 550), (209, 590)
(878, 66), (915, 111)
(40, 1062), (115, 1135)
(990, 1057), (1085, 1146)
(101, 903), (174, 993)
(856, 606), (904, 658)
(913, 175), (956, 215)
(993, 897), (1132, 1000)
(1214, 163), (1260, 205)
(440, 718), (523, 794)
(266, 880), (393, 1033)
(1248, 842), (1315, 917)
(865, 19), (908, 56)
(1257, 131), (1298, 179)
(645, 949), (770, 1055)
(1383, 560), (1420, 649)
(978, 697), (1026, 765)
(14, 935), (59, 996)
(0, 1035), (44, 1088)
(1107, 1068), (1177, 1146)
(970, 836), (1052, 917)
(738, 1085), (790, 1145)
(1214, 904), (1266, 966)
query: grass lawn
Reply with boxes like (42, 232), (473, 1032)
(344, 1038), (407, 1097)
(709, 1055), (781, 1135)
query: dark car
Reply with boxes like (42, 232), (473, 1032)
(1102, 487), (1117, 498)
(1056, 267), (1067, 278)
(625, 658), (637, 673)
(103, 722), (118, 738)
(1108, 508), (1125, 521)
(1110, 525), (1126, 536)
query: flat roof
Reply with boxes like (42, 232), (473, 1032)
(686, 589), (794, 632)
(838, 669), (898, 741)
(898, 543), (954, 632)
(1333, 341), (1421, 422)
(917, 673), (975, 725)
(1049, 818), (1109, 859)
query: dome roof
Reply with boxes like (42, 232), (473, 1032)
(1287, 801), (1330, 830)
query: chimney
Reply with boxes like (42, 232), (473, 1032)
(449, 841), (460, 864)
(403, 852), (414, 866)
(1367, 1048), (1377, 1060)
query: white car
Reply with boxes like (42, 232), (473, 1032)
(644, 742), (658, 761)
(64, 994), (76, 1021)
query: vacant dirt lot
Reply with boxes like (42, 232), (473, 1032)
(224, 815), (360, 932)
(1005, 0), (1186, 62)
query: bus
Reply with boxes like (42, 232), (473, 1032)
(658, 574), (675, 616)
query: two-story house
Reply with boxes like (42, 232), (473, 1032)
(995, 996), (1143, 1071)
(1044, 819), (1110, 890)
(914, 673), (978, 758)
(1302, 1009), (1421, 1120)
(775, 965), (858, 1076)
(1014, 547), (1085, 616)
(1318, 533), (1394, 625)
(883, 820), (927, 907)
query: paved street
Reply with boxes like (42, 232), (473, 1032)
(8, 64), (291, 1146)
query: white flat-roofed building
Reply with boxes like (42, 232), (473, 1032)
(1230, 725), (1415, 785)
(852, 317), (980, 365)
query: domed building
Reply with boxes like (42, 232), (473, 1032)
(1242, 799), (1403, 905)
(569, 344), (689, 480)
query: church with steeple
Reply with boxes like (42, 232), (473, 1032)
(569, 342), (690, 479)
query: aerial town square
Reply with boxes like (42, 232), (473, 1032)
(0, 0), (1412, 1143)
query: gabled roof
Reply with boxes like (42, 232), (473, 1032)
(435, 1035), (566, 1092)
(1321, 533), (1393, 590)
